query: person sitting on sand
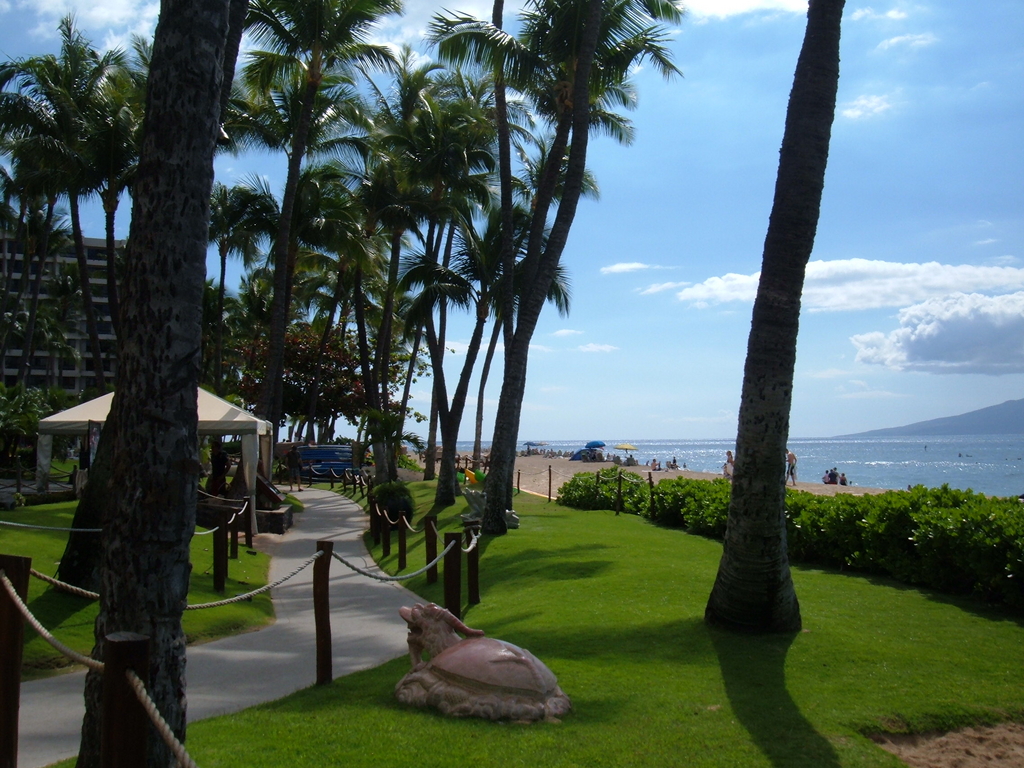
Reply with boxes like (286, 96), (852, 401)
(723, 450), (735, 479)
(839, 472), (848, 486)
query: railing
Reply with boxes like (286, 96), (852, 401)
(0, 493), (484, 768)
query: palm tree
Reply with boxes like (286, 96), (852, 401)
(705, 0), (845, 634)
(431, 0), (684, 533)
(0, 16), (127, 392)
(74, 1), (233, 765)
(242, 0), (402, 435)
(208, 179), (278, 393)
(88, 58), (145, 338)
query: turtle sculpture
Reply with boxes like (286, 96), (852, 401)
(394, 603), (571, 722)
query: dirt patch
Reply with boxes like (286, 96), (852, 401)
(871, 723), (1024, 767)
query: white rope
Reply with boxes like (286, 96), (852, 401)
(125, 669), (198, 768)
(331, 539), (456, 582)
(0, 570), (104, 671)
(191, 527), (219, 536)
(0, 519), (101, 532)
(183, 550), (324, 610)
(462, 530), (481, 553)
(379, 507), (399, 526)
(29, 569), (99, 600)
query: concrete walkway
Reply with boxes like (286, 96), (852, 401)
(17, 489), (419, 768)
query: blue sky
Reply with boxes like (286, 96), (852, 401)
(1, 0), (1021, 442)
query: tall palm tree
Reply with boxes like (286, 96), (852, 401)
(88, 59), (145, 338)
(431, 0), (684, 533)
(243, 0), (402, 434)
(705, 0), (845, 633)
(0, 16), (127, 392)
(208, 179), (278, 393)
(74, 1), (232, 765)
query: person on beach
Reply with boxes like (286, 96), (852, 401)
(723, 450), (735, 479)
(839, 473), (848, 486)
(786, 449), (798, 485)
(287, 444), (303, 492)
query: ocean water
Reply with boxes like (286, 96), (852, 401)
(456, 435), (1024, 498)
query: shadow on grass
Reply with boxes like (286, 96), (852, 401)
(479, 544), (616, 584)
(710, 628), (840, 768)
(793, 561), (1024, 629)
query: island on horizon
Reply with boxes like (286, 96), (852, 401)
(837, 398), (1024, 438)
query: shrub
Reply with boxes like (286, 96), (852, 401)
(559, 470), (1024, 611)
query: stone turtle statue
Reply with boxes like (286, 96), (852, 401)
(394, 603), (571, 722)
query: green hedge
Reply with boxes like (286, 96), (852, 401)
(557, 471), (1024, 610)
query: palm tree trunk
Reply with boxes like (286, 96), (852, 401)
(434, 309), (488, 506)
(473, 318), (501, 466)
(258, 75), (319, 429)
(69, 193), (107, 393)
(17, 199), (55, 383)
(304, 269), (345, 443)
(103, 194), (121, 339)
(215, 243), (228, 394)
(705, 0), (845, 634)
(483, 0), (604, 534)
(76, 2), (230, 766)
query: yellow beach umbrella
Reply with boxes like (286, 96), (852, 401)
(614, 443), (637, 451)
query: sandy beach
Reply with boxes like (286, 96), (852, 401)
(509, 454), (888, 499)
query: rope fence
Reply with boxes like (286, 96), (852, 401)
(185, 550), (324, 610)
(331, 540), (454, 582)
(29, 568), (99, 600)
(0, 520), (101, 533)
(125, 669), (198, 768)
(1, 569), (104, 671)
(2, 493), (488, 768)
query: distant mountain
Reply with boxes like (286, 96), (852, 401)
(838, 399), (1024, 438)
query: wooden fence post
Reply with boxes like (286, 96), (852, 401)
(398, 522), (407, 571)
(381, 509), (391, 558)
(465, 524), (480, 606)
(101, 632), (149, 768)
(314, 541), (333, 685)
(648, 473), (656, 517)
(369, 497), (380, 546)
(243, 501), (253, 548)
(517, 470), (521, 493)
(213, 507), (228, 593)
(0, 554), (30, 768)
(444, 532), (462, 620)
(425, 516), (438, 585)
(230, 506), (239, 560)
(548, 465), (552, 502)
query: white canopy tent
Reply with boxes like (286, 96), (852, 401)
(36, 389), (272, 532)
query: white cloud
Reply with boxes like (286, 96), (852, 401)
(530, 343), (554, 353)
(974, 238), (998, 246)
(851, 292), (1024, 375)
(578, 343), (619, 353)
(675, 259), (1024, 312)
(876, 32), (938, 50)
(552, 329), (583, 337)
(842, 94), (893, 119)
(601, 262), (651, 274)
(640, 281), (690, 295)
(851, 8), (909, 21)
(989, 255), (1019, 266)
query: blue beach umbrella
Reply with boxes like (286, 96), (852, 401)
(585, 440), (606, 449)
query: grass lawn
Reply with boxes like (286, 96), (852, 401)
(173, 483), (1024, 768)
(1, 501), (274, 680)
